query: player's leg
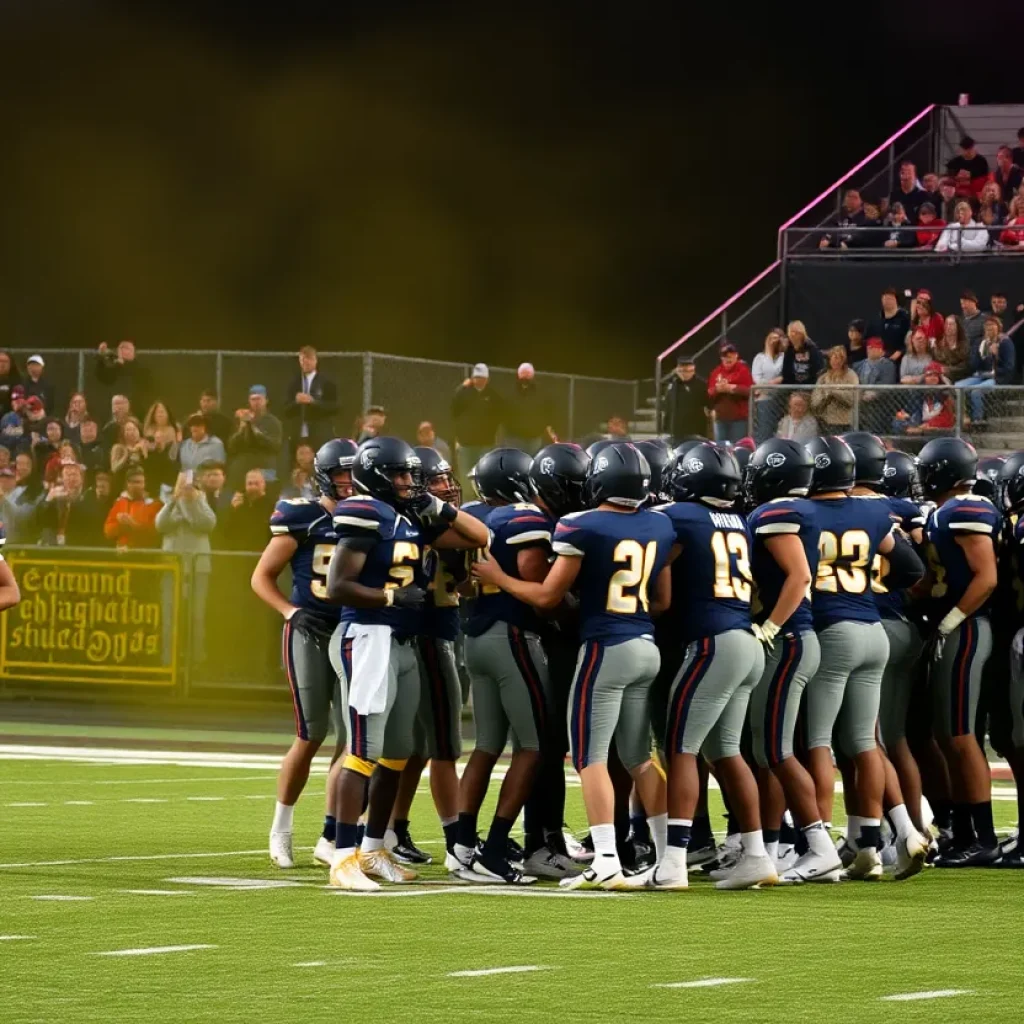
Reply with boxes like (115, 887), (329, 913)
(932, 617), (999, 865)
(999, 629), (1024, 867)
(271, 624), (331, 868)
(314, 672), (349, 867)
(386, 755), (429, 863)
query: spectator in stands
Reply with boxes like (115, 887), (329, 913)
(751, 330), (785, 443)
(77, 418), (106, 480)
(846, 320), (867, 367)
(63, 392), (89, 445)
(179, 413), (227, 473)
(502, 363), (556, 455)
(856, 337), (897, 433)
(281, 443), (316, 499)
(228, 385), (282, 485)
(999, 194), (1024, 247)
(707, 342), (753, 445)
(356, 405), (387, 442)
(1014, 128), (1024, 170)
(224, 469), (275, 551)
(910, 290), (943, 342)
(989, 292), (1017, 323)
(283, 345), (338, 452)
(110, 417), (148, 486)
(40, 461), (105, 546)
(960, 291), (985, 348)
(946, 136), (989, 188)
(935, 201), (988, 253)
(956, 315), (1016, 424)
(994, 146), (1023, 200)
(31, 419), (63, 473)
(198, 390), (233, 447)
(0, 447), (10, 472)
(6, 451), (43, 543)
(888, 161), (928, 221)
(775, 391), (818, 444)
(904, 365), (956, 435)
(43, 439), (78, 487)
(937, 177), (959, 222)
(143, 401), (180, 496)
(782, 320), (822, 386)
(0, 467), (15, 528)
(22, 396), (49, 452)
(866, 287), (911, 362)
(199, 461), (231, 514)
(1, 390), (26, 453)
(915, 203), (945, 249)
(103, 466), (161, 550)
(978, 204), (1002, 247)
(415, 421), (451, 463)
(21, 355), (56, 413)
(922, 172), (942, 209)
(900, 329), (934, 384)
(96, 340), (150, 411)
(934, 314), (970, 382)
(860, 198), (883, 245)
(663, 355), (707, 439)
(818, 189), (869, 249)
(91, 470), (114, 522)
(156, 471), (217, 661)
(979, 180), (1008, 223)
(101, 394), (133, 450)
(451, 363), (503, 479)
(0, 351), (21, 416)
(882, 203), (916, 249)
(810, 345), (858, 430)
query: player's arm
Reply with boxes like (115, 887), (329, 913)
(878, 529), (926, 591)
(473, 550), (581, 610)
(650, 565), (672, 616)
(944, 533), (998, 625)
(763, 533), (813, 631)
(250, 535), (300, 619)
(430, 506), (490, 550)
(0, 558), (20, 611)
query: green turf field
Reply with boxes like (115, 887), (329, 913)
(0, 751), (1020, 1024)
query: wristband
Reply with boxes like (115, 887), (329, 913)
(938, 607), (966, 636)
(439, 502), (457, 524)
(384, 589), (395, 608)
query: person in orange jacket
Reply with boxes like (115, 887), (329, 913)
(706, 341), (754, 445)
(103, 466), (162, 549)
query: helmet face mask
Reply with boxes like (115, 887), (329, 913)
(313, 438), (358, 500)
(414, 447), (461, 507)
(881, 450), (920, 501)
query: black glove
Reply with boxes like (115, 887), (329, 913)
(409, 493), (457, 527)
(391, 584), (427, 609)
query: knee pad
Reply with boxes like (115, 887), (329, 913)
(378, 757), (408, 772)
(343, 754), (375, 777)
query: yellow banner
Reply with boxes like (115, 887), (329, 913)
(0, 554), (180, 687)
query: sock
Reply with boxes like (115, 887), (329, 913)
(394, 817), (410, 837)
(441, 816), (458, 853)
(857, 818), (882, 852)
(740, 829), (766, 858)
(648, 813), (668, 862)
(335, 821), (359, 860)
(779, 814), (798, 847)
(765, 840), (779, 861)
(794, 827), (809, 856)
(725, 812), (739, 837)
(803, 820), (834, 857)
(360, 835), (384, 854)
(457, 811), (478, 850)
(590, 822), (621, 874)
(354, 822), (365, 846)
(544, 827), (569, 857)
(271, 801), (294, 834)
(631, 813), (652, 845)
(691, 812), (713, 846)
(952, 803), (975, 847)
(764, 827), (781, 846)
(970, 801), (997, 847)
(846, 814), (863, 845)
(483, 815), (514, 858)
(887, 803), (915, 841)
(932, 798), (953, 831)
(322, 815), (336, 843)
(667, 817), (692, 849)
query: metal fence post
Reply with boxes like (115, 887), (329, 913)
(568, 375), (576, 440)
(362, 352), (373, 413)
(631, 378), (638, 427)
(851, 388), (860, 430)
(652, 359), (660, 437)
(77, 350), (85, 394)
(887, 141), (895, 196)
(954, 388), (964, 437)
(215, 351), (223, 401)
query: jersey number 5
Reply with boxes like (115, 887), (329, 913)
(607, 539), (657, 614)
(385, 541), (421, 590)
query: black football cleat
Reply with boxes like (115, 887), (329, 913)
(506, 837), (525, 864)
(471, 848), (536, 885)
(687, 835), (719, 868)
(390, 829), (433, 865)
(993, 845), (1024, 868)
(933, 842), (1001, 868)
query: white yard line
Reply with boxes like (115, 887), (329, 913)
(449, 966), (552, 978)
(186, 797), (224, 802)
(119, 890), (197, 896)
(6, 802), (47, 808)
(879, 990), (974, 1002)
(654, 978), (756, 989)
(331, 887), (467, 898)
(0, 935), (36, 941)
(93, 945), (217, 957)
(65, 801), (95, 806)
(29, 895), (94, 901)
(164, 877), (304, 889)
(0, 848), (307, 871)
(294, 961), (327, 968)
(123, 798), (168, 804)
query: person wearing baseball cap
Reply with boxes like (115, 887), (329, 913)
(663, 352), (707, 438)
(707, 340), (754, 445)
(452, 362), (503, 479)
(855, 337), (897, 434)
(23, 354), (56, 414)
(229, 384), (283, 486)
(502, 362), (556, 455)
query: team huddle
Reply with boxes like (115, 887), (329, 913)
(251, 426), (1024, 891)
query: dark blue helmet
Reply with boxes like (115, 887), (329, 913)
(744, 438), (814, 507)
(414, 446), (460, 505)
(313, 438), (358, 500)
(841, 431), (887, 488)
(634, 439), (672, 501)
(587, 442), (650, 508)
(666, 441), (741, 508)
(916, 437), (978, 500)
(974, 455), (1005, 503)
(531, 443), (590, 518)
(470, 447), (534, 505)
(671, 436), (710, 462)
(1000, 451), (1024, 512)
(352, 436), (423, 509)
(805, 436), (856, 495)
(881, 450), (919, 500)
(586, 438), (617, 461)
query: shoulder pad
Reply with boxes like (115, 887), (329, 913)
(270, 497), (320, 535)
(333, 495), (393, 535)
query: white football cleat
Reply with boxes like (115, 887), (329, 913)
(269, 831), (295, 869)
(619, 865), (656, 889)
(329, 853), (380, 891)
(780, 849), (843, 884)
(358, 848), (417, 883)
(559, 864), (628, 891)
(844, 847), (883, 881)
(524, 846), (583, 880)
(313, 837), (335, 867)
(715, 853), (778, 891)
(564, 831), (593, 863)
(651, 862), (689, 890)
(774, 845), (798, 874)
(445, 850), (469, 873)
(894, 831), (929, 880)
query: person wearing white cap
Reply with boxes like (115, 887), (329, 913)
(23, 354), (56, 415)
(501, 362), (556, 455)
(451, 362), (503, 479)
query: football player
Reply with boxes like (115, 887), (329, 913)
(743, 439), (842, 882)
(655, 442), (774, 891)
(251, 438), (357, 869)
(918, 437), (1000, 867)
(803, 436), (924, 881)
(325, 437), (487, 891)
(475, 443), (673, 891)
(0, 525), (20, 611)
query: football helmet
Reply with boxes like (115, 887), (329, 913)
(469, 448), (534, 505)
(414, 446), (461, 506)
(351, 436), (423, 509)
(974, 455), (1005, 503)
(841, 431), (887, 488)
(666, 441), (741, 508)
(1000, 450), (1024, 513)
(587, 442), (651, 508)
(744, 438), (814, 507)
(805, 436), (856, 495)
(915, 437), (978, 499)
(531, 443), (590, 518)
(313, 438), (358, 500)
(634, 439), (672, 501)
(881, 450), (920, 501)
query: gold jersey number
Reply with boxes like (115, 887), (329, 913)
(384, 541), (421, 591)
(815, 529), (871, 594)
(711, 531), (752, 603)
(607, 539), (658, 614)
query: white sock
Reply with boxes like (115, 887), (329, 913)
(742, 830), (766, 858)
(590, 823), (621, 874)
(360, 835), (384, 854)
(765, 839), (779, 861)
(648, 813), (668, 862)
(805, 821), (834, 856)
(888, 803), (915, 840)
(271, 801), (294, 834)
(383, 827), (398, 846)
(846, 814), (863, 844)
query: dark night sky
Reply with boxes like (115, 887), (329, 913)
(2, 1), (1022, 375)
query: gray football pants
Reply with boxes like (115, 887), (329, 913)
(807, 620), (889, 757)
(878, 617), (923, 749)
(285, 618), (346, 745)
(932, 615), (993, 741)
(413, 636), (466, 761)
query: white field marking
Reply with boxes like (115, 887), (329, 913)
(294, 961), (327, 968)
(879, 990), (974, 1002)
(65, 801), (95, 806)
(164, 876), (304, 890)
(30, 895), (94, 901)
(94, 944), (217, 958)
(653, 978), (756, 990)
(186, 796), (224, 802)
(454, 888), (628, 900)
(449, 966), (551, 978)
(123, 798), (168, 804)
(6, 802), (47, 807)
(4, 776), (277, 787)
(245, 795), (274, 800)
(119, 890), (197, 896)
(330, 887), (467, 898)
(0, 935), (37, 941)
(0, 847), (310, 871)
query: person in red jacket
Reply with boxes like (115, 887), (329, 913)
(103, 466), (162, 549)
(707, 342), (754, 445)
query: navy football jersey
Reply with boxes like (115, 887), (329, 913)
(747, 497), (819, 634)
(421, 547), (466, 641)
(333, 495), (428, 635)
(269, 497), (341, 625)
(810, 495), (895, 629)
(925, 495), (1000, 619)
(871, 494), (925, 621)
(1011, 514), (1024, 626)
(465, 502), (553, 638)
(652, 502), (753, 643)
(553, 507), (675, 645)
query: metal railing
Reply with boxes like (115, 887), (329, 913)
(783, 223), (1024, 258)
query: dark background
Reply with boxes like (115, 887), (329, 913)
(2, 1), (1022, 376)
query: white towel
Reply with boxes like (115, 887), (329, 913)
(347, 624), (393, 715)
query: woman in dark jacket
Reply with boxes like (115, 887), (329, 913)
(0, 351), (22, 417)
